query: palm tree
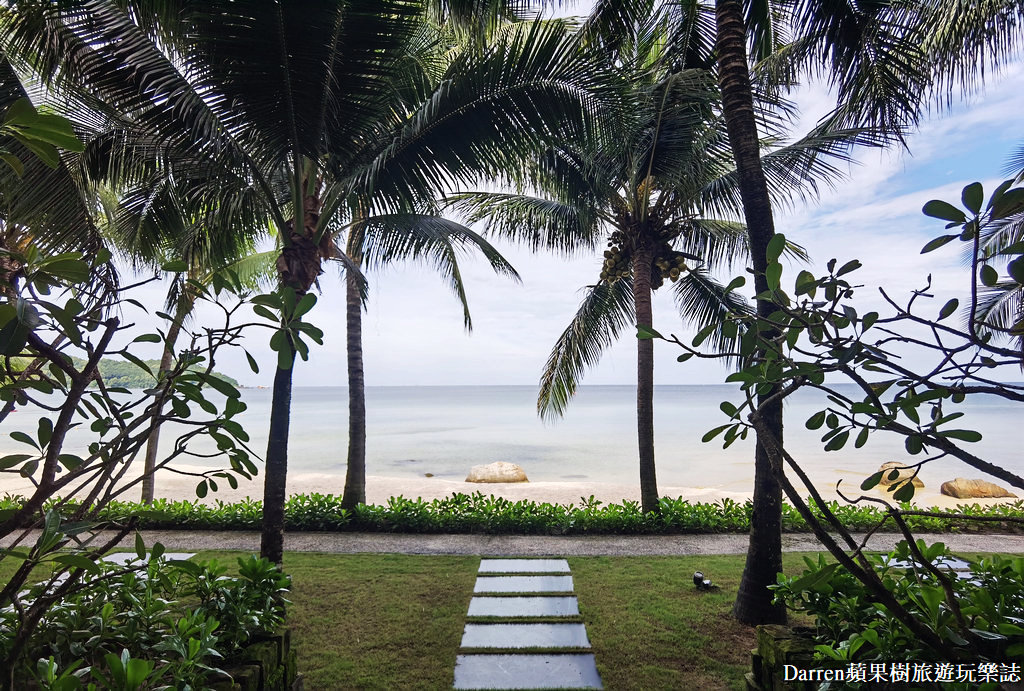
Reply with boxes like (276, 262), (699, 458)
(711, 0), (1024, 626)
(1, 1), (616, 563)
(91, 125), (275, 504)
(452, 9), (868, 514)
(337, 210), (518, 510)
(565, 0), (948, 623)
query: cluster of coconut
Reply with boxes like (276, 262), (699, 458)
(599, 230), (690, 290)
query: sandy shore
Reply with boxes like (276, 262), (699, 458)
(0, 465), (1018, 511)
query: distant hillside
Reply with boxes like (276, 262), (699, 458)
(70, 357), (239, 390)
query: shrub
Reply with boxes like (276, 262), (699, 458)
(772, 540), (1024, 669)
(0, 554), (289, 690)
(6, 492), (1019, 536)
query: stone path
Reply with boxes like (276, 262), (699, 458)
(5, 530), (1024, 557)
(453, 558), (602, 690)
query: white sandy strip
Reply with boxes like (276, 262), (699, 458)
(0, 465), (1018, 511)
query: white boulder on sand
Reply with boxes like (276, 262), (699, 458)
(466, 462), (529, 483)
(940, 478), (1017, 499)
(877, 461), (924, 488)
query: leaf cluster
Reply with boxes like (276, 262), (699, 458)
(2, 551), (289, 690)
(773, 542), (1024, 667)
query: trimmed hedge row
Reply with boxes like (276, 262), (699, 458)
(7, 492), (1022, 535)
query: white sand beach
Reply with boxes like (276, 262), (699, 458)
(0, 465), (1018, 512)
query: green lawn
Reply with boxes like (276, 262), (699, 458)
(0, 550), (812, 690)
(253, 552), (814, 690)
(0, 551), (866, 689)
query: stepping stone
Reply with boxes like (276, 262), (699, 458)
(102, 552), (195, 566)
(453, 653), (602, 689)
(479, 559), (570, 574)
(467, 596), (579, 617)
(42, 553), (196, 590)
(461, 623), (590, 649)
(474, 576), (573, 593)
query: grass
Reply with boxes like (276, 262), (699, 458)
(195, 551), (477, 690)
(10, 549), (1017, 689)
(570, 554), (815, 691)
(226, 552), (805, 690)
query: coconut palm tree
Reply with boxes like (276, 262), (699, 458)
(451, 9), (874, 514)
(563, 0), (1008, 623)
(337, 209), (518, 510)
(1, 1), (616, 562)
(711, 0), (1024, 626)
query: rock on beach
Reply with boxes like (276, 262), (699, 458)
(466, 462), (529, 483)
(877, 461), (925, 488)
(940, 478), (1017, 499)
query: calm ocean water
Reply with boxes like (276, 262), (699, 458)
(2, 385), (1020, 493)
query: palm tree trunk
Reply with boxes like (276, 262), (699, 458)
(714, 0), (787, 625)
(140, 294), (190, 504)
(260, 358), (293, 564)
(260, 179), (324, 565)
(632, 240), (659, 514)
(341, 259), (366, 510)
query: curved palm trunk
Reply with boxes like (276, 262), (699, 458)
(140, 295), (189, 504)
(632, 240), (659, 514)
(715, 0), (787, 625)
(341, 258), (366, 510)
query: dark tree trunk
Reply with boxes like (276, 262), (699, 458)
(714, 0), (787, 625)
(260, 360), (294, 564)
(260, 182), (324, 565)
(141, 295), (189, 504)
(341, 259), (366, 510)
(632, 239), (660, 514)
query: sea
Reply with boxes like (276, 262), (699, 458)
(2, 385), (1020, 494)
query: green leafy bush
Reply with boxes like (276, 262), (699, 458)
(772, 541), (1024, 672)
(0, 554), (289, 690)
(5, 492), (1018, 536)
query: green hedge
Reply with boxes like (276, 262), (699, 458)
(7, 492), (1022, 535)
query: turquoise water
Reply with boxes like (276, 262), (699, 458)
(2, 385), (1020, 493)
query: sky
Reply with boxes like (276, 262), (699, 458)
(121, 16), (1024, 390)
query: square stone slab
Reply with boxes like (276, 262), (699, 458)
(467, 596), (579, 617)
(453, 653), (602, 689)
(474, 576), (574, 593)
(461, 623), (590, 648)
(479, 559), (570, 574)
(103, 552), (195, 566)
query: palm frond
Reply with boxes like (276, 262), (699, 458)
(538, 278), (635, 420)
(352, 18), (620, 213)
(358, 213), (519, 330)
(670, 218), (750, 270)
(447, 192), (602, 255)
(672, 267), (753, 365)
(792, 0), (929, 137)
(1004, 142), (1024, 183)
(213, 249), (279, 293)
(972, 280), (1024, 358)
(920, 0), (1024, 99)
(697, 122), (886, 218)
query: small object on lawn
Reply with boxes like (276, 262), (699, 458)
(693, 571), (719, 591)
